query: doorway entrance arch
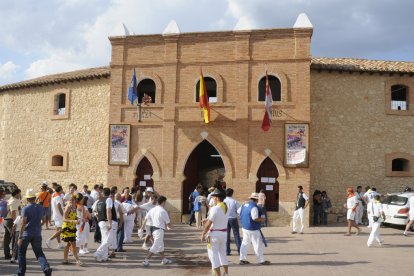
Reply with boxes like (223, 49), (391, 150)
(256, 157), (279, 211)
(135, 157), (154, 194)
(182, 140), (225, 214)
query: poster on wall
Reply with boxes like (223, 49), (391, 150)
(284, 123), (309, 167)
(109, 124), (131, 165)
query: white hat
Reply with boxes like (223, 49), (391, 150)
(145, 187), (154, 193)
(249, 192), (259, 200)
(25, 188), (36, 199)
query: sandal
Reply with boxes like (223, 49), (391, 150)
(76, 260), (84, 266)
(62, 260), (70, 265)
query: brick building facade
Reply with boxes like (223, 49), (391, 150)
(1, 23), (413, 225)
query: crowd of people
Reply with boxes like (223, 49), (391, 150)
(0, 181), (173, 275)
(0, 180), (413, 276)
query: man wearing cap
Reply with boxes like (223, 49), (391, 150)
(238, 192), (270, 265)
(17, 189), (52, 276)
(201, 188), (229, 276)
(292, 186), (309, 234)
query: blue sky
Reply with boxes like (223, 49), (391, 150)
(1, 0), (414, 85)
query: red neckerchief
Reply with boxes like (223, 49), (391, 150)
(52, 192), (60, 198)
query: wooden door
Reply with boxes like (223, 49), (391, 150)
(256, 157), (279, 211)
(135, 157), (154, 194)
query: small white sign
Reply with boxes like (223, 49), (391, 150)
(139, 181), (146, 187)
(266, 185), (273, 191)
(268, 177), (276, 183)
(144, 174), (151, 180)
(261, 177), (269, 183)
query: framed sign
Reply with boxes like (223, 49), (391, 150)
(284, 123), (309, 167)
(109, 124), (131, 165)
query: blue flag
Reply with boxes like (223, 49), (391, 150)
(127, 68), (138, 105)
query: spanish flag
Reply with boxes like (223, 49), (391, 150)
(261, 70), (272, 131)
(199, 68), (210, 124)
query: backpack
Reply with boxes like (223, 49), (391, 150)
(96, 198), (107, 222)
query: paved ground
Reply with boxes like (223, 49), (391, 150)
(0, 223), (413, 276)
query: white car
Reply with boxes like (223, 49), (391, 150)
(382, 192), (413, 229)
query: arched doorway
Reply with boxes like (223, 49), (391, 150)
(256, 157), (279, 211)
(135, 157), (154, 194)
(182, 140), (225, 214)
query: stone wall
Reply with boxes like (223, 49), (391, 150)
(310, 71), (414, 218)
(0, 79), (110, 192)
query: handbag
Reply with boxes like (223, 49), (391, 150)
(371, 202), (379, 222)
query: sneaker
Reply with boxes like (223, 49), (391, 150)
(161, 258), (172, 265)
(143, 259), (150, 267)
(45, 239), (52, 249)
(10, 258), (16, 264)
(259, 260), (271, 265)
(95, 256), (103, 263)
(78, 249), (86, 256)
(44, 268), (53, 276)
(84, 248), (90, 253)
(403, 231), (408, 236)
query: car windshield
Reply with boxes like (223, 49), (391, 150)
(383, 195), (408, 206)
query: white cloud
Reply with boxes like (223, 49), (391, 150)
(0, 61), (19, 81)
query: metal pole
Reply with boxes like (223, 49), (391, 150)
(138, 103), (142, 122)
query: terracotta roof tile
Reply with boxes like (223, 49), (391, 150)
(1, 57), (414, 93)
(311, 57), (414, 74)
(0, 66), (110, 92)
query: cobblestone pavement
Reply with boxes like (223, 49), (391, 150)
(0, 223), (413, 276)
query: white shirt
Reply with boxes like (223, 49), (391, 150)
(13, 215), (22, 230)
(140, 202), (156, 212)
(208, 205), (228, 237)
(367, 201), (383, 217)
(114, 200), (124, 220)
(347, 195), (357, 209)
(409, 196), (414, 216)
(224, 197), (240, 219)
(51, 194), (64, 220)
(90, 190), (100, 202)
(148, 205), (170, 230)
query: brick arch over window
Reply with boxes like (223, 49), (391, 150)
(253, 68), (289, 102)
(386, 152), (414, 177)
(258, 74), (281, 102)
(193, 70), (224, 103)
(385, 78), (414, 115)
(137, 73), (163, 104)
(249, 152), (286, 185)
(177, 133), (233, 183)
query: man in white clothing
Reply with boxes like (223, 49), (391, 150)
(46, 185), (64, 249)
(367, 195), (385, 247)
(292, 186), (309, 234)
(136, 195), (157, 249)
(90, 184), (100, 203)
(122, 194), (136, 244)
(238, 193), (270, 266)
(403, 193), (414, 236)
(93, 188), (117, 262)
(355, 186), (364, 225)
(142, 196), (172, 267)
(201, 188), (229, 276)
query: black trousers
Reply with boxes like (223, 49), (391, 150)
(93, 217), (101, 242)
(3, 218), (13, 258)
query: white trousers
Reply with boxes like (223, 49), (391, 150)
(239, 229), (265, 263)
(292, 208), (306, 232)
(76, 222), (90, 247)
(94, 221), (114, 260)
(149, 229), (165, 254)
(124, 218), (135, 243)
(355, 205), (363, 224)
(110, 221), (118, 249)
(367, 221), (382, 246)
(207, 234), (228, 269)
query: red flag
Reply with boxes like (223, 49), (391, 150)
(261, 71), (272, 131)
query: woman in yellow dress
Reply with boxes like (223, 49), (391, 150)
(61, 194), (83, 266)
